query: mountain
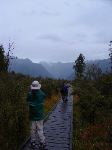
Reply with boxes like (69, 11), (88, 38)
(41, 59), (111, 80)
(87, 59), (111, 72)
(10, 58), (53, 78)
(40, 62), (74, 79)
(10, 58), (111, 80)
(69, 59), (111, 80)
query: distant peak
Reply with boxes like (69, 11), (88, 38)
(24, 58), (32, 62)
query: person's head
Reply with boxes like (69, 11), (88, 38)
(30, 80), (41, 98)
(31, 80), (41, 90)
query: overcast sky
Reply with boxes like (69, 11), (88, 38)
(0, 0), (112, 62)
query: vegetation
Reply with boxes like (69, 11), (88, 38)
(73, 53), (86, 79)
(85, 64), (102, 80)
(109, 41), (112, 73)
(0, 45), (8, 72)
(0, 43), (15, 72)
(1, 43), (112, 150)
(73, 54), (112, 150)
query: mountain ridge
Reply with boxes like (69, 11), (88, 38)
(10, 58), (54, 78)
(10, 58), (111, 79)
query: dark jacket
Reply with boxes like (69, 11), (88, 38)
(27, 89), (46, 121)
(60, 85), (68, 96)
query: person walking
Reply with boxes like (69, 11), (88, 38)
(27, 80), (46, 149)
(67, 83), (73, 97)
(60, 83), (68, 102)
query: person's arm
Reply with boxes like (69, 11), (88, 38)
(27, 92), (35, 106)
(40, 90), (46, 102)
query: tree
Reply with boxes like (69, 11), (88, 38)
(85, 64), (102, 80)
(73, 53), (86, 79)
(7, 42), (15, 72)
(109, 41), (112, 73)
(0, 45), (8, 72)
(0, 42), (15, 72)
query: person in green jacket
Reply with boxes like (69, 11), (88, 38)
(27, 80), (46, 149)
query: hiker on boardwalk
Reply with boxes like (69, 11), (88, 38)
(60, 83), (69, 102)
(66, 83), (73, 96)
(27, 80), (46, 149)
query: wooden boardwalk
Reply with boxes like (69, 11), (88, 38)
(22, 94), (73, 150)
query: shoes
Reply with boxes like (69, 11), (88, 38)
(39, 142), (47, 150)
(30, 141), (47, 150)
(30, 141), (36, 149)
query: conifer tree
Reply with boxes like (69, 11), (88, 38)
(73, 53), (86, 78)
(109, 41), (112, 73)
(0, 45), (8, 72)
(0, 42), (14, 72)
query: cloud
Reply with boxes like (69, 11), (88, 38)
(64, 1), (70, 7)
(94, 31), (112, 44)
(40, 10), (60, 16)
(38, 34), (64, 43)
(0, 0), (112, 62)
